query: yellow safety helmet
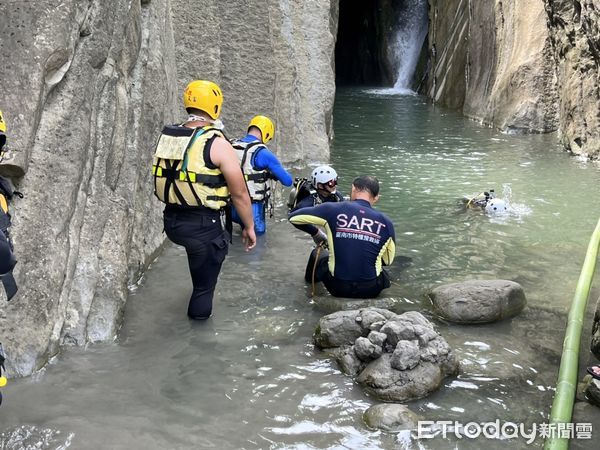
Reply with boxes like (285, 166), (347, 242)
(183, 80), (223, 120)
(0, 110), (6, 133)
(248, 115), (275, 144)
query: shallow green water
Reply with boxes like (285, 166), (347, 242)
(1, 88), (599, 449)
(331, 87), (600, 309)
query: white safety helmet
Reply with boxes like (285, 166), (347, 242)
(311, 165), (337, 187)
(485, 199), (508, 214)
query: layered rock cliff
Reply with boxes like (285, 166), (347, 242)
(0, 0), (337, 376)
(427, 0), (599, 159)
(0, 0), (178, 375)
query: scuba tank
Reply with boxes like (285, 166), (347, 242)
(287, 177), (314, 211)
(466, 189), (495, 209)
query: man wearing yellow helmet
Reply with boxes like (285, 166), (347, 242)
(230, 115), (292, 235)
(152, 80), (256, 320)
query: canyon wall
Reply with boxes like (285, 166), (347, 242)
(0, 0), (337, 376)
(427, 0), (599, 159)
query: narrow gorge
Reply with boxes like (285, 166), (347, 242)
(0, 0), (597, 378)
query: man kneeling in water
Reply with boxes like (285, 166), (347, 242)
(289, 175), (395, 298)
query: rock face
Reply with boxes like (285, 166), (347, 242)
(314, 308), (459, 402)
(427, 0), (599, 159)
(428, 280), (527, 324)
(0, 0), (337, 376)
(171, 0), (337, 165)
(545, 0), (600, 158)
(0, 0), (178, 376)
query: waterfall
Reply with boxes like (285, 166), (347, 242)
(391, 0), (429, 93)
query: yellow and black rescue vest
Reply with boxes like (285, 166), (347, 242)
(152, 125), (229, 210)
(231, 140), (270, 202)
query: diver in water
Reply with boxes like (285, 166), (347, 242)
(465, 189), (508, 214)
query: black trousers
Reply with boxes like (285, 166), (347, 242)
(164, 207), (229, 319)
(0, 231), (14, 274)
(304, 247), (390, 299)
(0, 231), (17, 300)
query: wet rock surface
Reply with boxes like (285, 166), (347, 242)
(363, 403), (423, 432)
(314, 308), (459, 402)
(428, 279), (527, 324)
(427, 0), (599, 159)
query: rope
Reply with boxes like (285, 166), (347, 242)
(311, 244), (325, 296)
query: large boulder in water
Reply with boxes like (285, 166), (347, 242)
(314, 308), (459, 402)
(363, 404), (423, 432)
(313, 308), (398, 349)
(428, 280), (527, 324)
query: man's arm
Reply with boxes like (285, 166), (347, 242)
(211, 137), (256, 250)
(381, 238), (396, 266)
(289, 196), (320, 236)
(382, 220), (396, 265)
(288, 204), (329, 228)
(253, 148), (293, 186)
(289, 204), (333, 246)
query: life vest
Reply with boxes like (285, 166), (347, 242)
(152, 125), (229, 210)
(231, 139), (271, 202)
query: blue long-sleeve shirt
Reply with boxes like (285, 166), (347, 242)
(289, 199), (396, 281)
(240, 134), (292, 186)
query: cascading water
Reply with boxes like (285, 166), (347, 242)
(391, 0), (429, 93)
